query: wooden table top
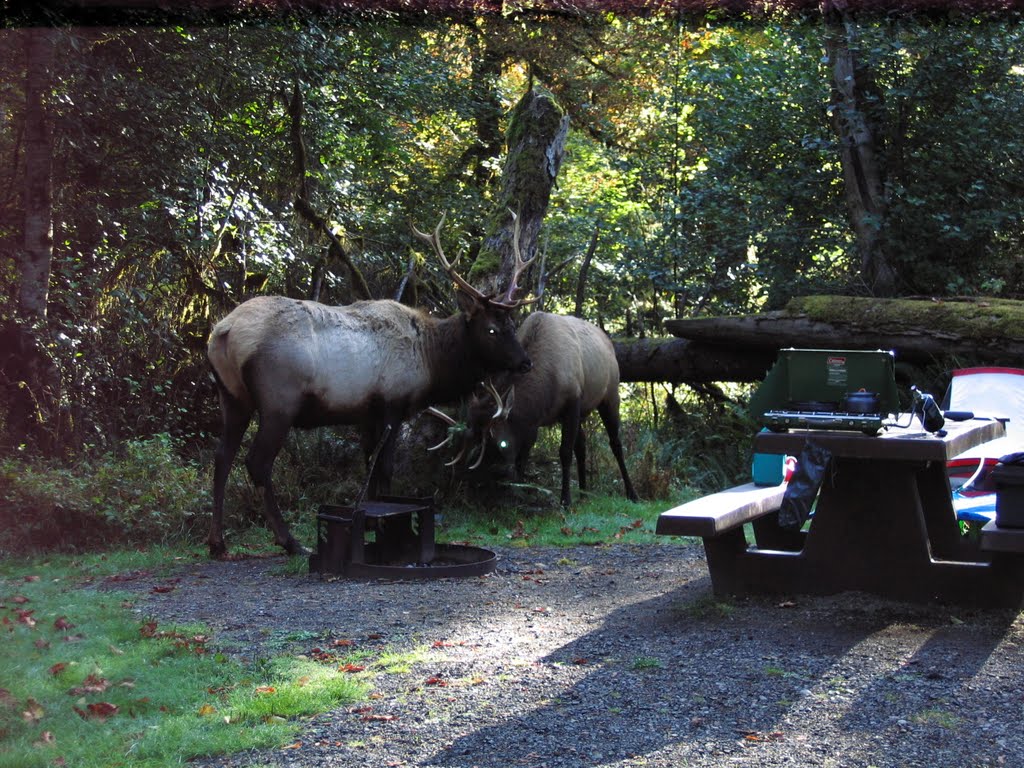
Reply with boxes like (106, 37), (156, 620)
(754, 416), (1006, 463)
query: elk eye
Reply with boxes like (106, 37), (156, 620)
(499, 440), (509, 450)
(488, 327), (496, 335)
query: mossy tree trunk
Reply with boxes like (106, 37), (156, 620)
(469, 87), (569, 299)
(823, 1), (898, 296)
(616, 295), (1024, 385)
(7, 28), (63, 454)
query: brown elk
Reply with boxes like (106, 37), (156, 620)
(456, 311), (639, 507)
(206, 216), (534, 558)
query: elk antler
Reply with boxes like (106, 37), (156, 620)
(492, 210), (537, 309)
(411, 213), (489, 302)
(482, 379), (508, 420)
(424, 406), (468, 466)
(468, 380), (514, 471)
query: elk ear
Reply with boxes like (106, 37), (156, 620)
(455, 289), (484, 319)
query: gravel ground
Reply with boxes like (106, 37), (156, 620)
(113, 543), (1024, 768)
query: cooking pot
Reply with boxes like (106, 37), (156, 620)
(844, 389), (880, 414)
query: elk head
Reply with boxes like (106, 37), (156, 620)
(464, 379), (518, 470)
(411, 212), (535, 376)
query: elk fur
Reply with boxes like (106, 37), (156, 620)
(465, 311), (638, 507)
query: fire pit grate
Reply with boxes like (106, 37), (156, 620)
(308, 496), (496, 580)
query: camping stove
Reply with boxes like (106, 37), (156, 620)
(307, 496), (496, 580)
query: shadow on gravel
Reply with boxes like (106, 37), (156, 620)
(430, 584), (1024, 768)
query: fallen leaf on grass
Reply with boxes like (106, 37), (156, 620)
(340, 663), (365, 673)
(198, 704), (217, 716)
(332, 638), (355, 647)
(281, 742), (303, 750)
(53, 616), (75, 630)
(33, 731), (56, 747)
(48, 663), (67, 676)
(74, 702), (118, 721)
(12, 595), (30, 604)
(424, 677), (448, 687)
(254, 686), (276, 695)
(22, 698), (44, 722)
(361, 714), (398, 722)
(69, 674), (109, 696)
(34, 639), (50, 650)
(16, 610), (36, 628)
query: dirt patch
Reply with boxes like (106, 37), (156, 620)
(113, 543), (1024, 768)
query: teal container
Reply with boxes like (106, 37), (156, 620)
(752, 451), (786, 486)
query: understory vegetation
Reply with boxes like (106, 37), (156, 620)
(1, 383), (745, 556)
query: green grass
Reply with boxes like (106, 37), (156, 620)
(437, 491), (696, 549)
(0, 485), (705, 766)
(0, 552), (365, 768)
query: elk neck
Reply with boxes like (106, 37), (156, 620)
(422, 312), (492, 405)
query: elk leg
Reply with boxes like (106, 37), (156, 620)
(598, 400), (639, 502)
(210, 390), (253, 558)
(244, 413), (307, 555)
(559, 402), (583, 507)
(574, 424), (588, 492)
(515, 427), (538, 482)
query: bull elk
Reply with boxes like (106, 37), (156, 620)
(207, 215), (534, 558)
(456, 311), (639, 507)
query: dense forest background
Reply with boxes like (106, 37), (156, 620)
(2, 8), (1023, 547)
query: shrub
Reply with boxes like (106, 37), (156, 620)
(0, 433), (209, 553)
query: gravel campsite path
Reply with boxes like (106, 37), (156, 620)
(115, 543), (1024, 768)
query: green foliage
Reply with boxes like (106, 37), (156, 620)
(1, 434), (209, 553)
(5, 15), (1024, 493)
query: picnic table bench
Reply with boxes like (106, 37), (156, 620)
(657, 416), (1024, 607)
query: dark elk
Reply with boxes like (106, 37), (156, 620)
(206, 216), (534, 558)
(450, 311), (639, 507)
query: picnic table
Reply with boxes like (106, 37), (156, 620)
(657, 416), (1024, 607)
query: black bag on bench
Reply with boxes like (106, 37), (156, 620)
(778, 440), (831, 531)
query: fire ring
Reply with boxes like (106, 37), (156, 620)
(308, 500), (497, 580)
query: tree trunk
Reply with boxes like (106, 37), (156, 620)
(19, 27), (56, 321)
(471, 87), (570, 298)
(287, 81), (371, 302)
(573, 223), (599, 318)
(823, 1), (897, 296)
(4, 28), (63, 454)
(613, 338), (776, 385)
(664, 296), (1024, 365)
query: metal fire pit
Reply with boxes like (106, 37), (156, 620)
(308, 496), (496, 580)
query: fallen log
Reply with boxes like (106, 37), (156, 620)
(663, 296), (1024, 365)
(613, 338), (776, 384)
